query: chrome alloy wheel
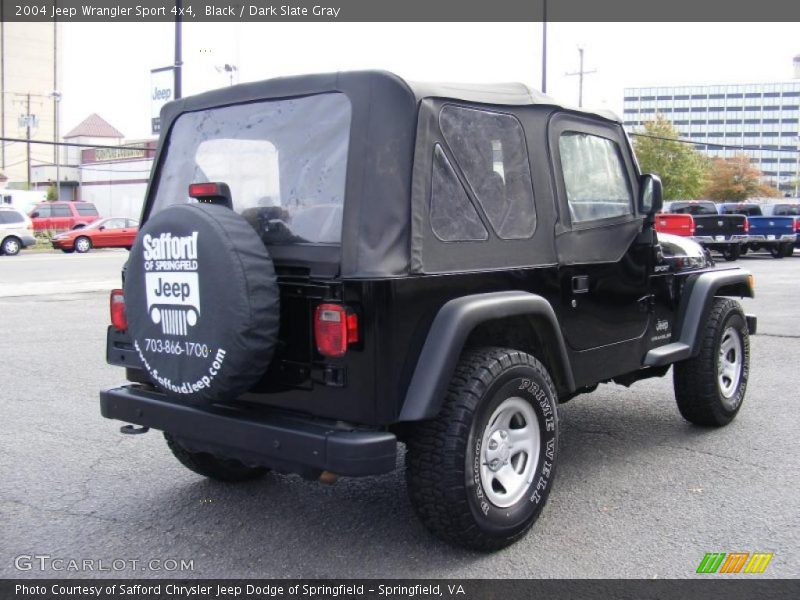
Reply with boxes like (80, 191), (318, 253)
(479, 396), (540, 508)
(718, 326), (743, 408)
(75, 237), (91, 253)
(3, 238), (20, 255)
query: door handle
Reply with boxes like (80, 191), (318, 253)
(571, 275), (590, 294)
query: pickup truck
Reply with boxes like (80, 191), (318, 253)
(761, 202), (800, 250)
(655, 201), (748, 261)
(718, 203), (795, 258)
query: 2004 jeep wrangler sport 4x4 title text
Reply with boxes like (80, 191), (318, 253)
(101, 71), (756, 551)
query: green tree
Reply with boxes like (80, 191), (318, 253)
(633, 115), (709, 200)
(46, 184), (58, 201)
(703, 155), (781, 200)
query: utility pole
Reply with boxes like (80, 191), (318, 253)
(565, 46), (596, 107)
(51, 91), (61, 200)
(25, 94), (31, 189)
(541, 0), (547, 93)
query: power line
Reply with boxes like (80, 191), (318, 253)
(0, 136), (153, 152)
(79, 166), (153, 174)
(629, 131), (800, 154)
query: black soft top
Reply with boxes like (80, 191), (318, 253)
(160, 70), (621, 123)
(150, 71), (625, 278)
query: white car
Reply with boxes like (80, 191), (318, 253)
(0, 206), (36, 256)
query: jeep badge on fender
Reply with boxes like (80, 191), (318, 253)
(100, 71), (756, 551)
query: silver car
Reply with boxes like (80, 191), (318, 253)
(0, 206), (36, 256)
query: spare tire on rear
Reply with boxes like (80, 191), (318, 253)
(124, 203), (279, 405)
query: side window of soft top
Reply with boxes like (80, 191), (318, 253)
(429, 144), (488, 242)
(439, 105), (537, 240)
(558, 132), (633, 224)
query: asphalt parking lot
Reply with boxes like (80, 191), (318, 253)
(1, 250), (798, 578)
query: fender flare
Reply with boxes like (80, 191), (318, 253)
(398, 291), (575, 422)
(644, 268), (754, 367)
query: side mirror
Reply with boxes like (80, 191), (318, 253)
(98, 226), (106, 231)
(30, 212), (40, 218)
(639, 173), (663, 216)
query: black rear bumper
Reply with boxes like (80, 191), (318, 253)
(100, 386), (397, 477)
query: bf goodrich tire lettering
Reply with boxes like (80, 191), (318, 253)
(125, 204), (280, 405)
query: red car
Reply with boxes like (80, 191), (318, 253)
(29, 201), (100, 232)
(51, 217), (139, 253)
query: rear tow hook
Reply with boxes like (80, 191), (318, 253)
(120, 424), (150, 435)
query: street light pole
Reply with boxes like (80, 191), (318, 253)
(794, 135), (799, 197)
(174, 0), (183, 100)
(541, 0), (547, 93)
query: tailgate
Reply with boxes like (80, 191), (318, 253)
(693, 215), (746, 239)
(655, 214), (694, 236)
(748, 216), (794, 238)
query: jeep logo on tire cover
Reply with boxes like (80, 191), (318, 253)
(142, 232), (201, 336)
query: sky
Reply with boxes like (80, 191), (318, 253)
(58, 22), (800, 140)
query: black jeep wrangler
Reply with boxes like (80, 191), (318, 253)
(101, 71), (755, 551)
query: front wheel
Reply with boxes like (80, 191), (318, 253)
(165, 433), (268, 482)
(406, 347), (558, 551)
(673, 298), (749, 427)
(1, 236), (21, 256)
(74, 236), (92, 253)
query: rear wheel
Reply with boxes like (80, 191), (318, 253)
(1, 236), (21, 256)
(406, 347), (558, 551)
(673, 298), (749, 427)
(164, 433), (268, 482)
(768, 245), (784, 259)
(74, 236), (91, 253)
(782, 243), (794, 257)
(721, 245), (740, 261)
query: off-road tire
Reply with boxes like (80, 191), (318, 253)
(165, 433), (268, 482)
(673, 298), (749, 427)
(721, 245), (740, 262)
(405, 347), (558, 551)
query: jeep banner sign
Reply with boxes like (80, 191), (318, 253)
(150, 66), (174, 134)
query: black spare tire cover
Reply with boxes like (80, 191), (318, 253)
(125, 203), (279, 405)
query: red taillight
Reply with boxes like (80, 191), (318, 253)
(314, 303), (359, 358)
(689, 218), (696, 236)
(794, 219), (800, 233)
(744, 219), (750, 233)
(110, 289), (127, 331)
(188, 183), (221, 198)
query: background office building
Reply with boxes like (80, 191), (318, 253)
(623, 62), (800, 193)
(0, 22), (60, 188)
